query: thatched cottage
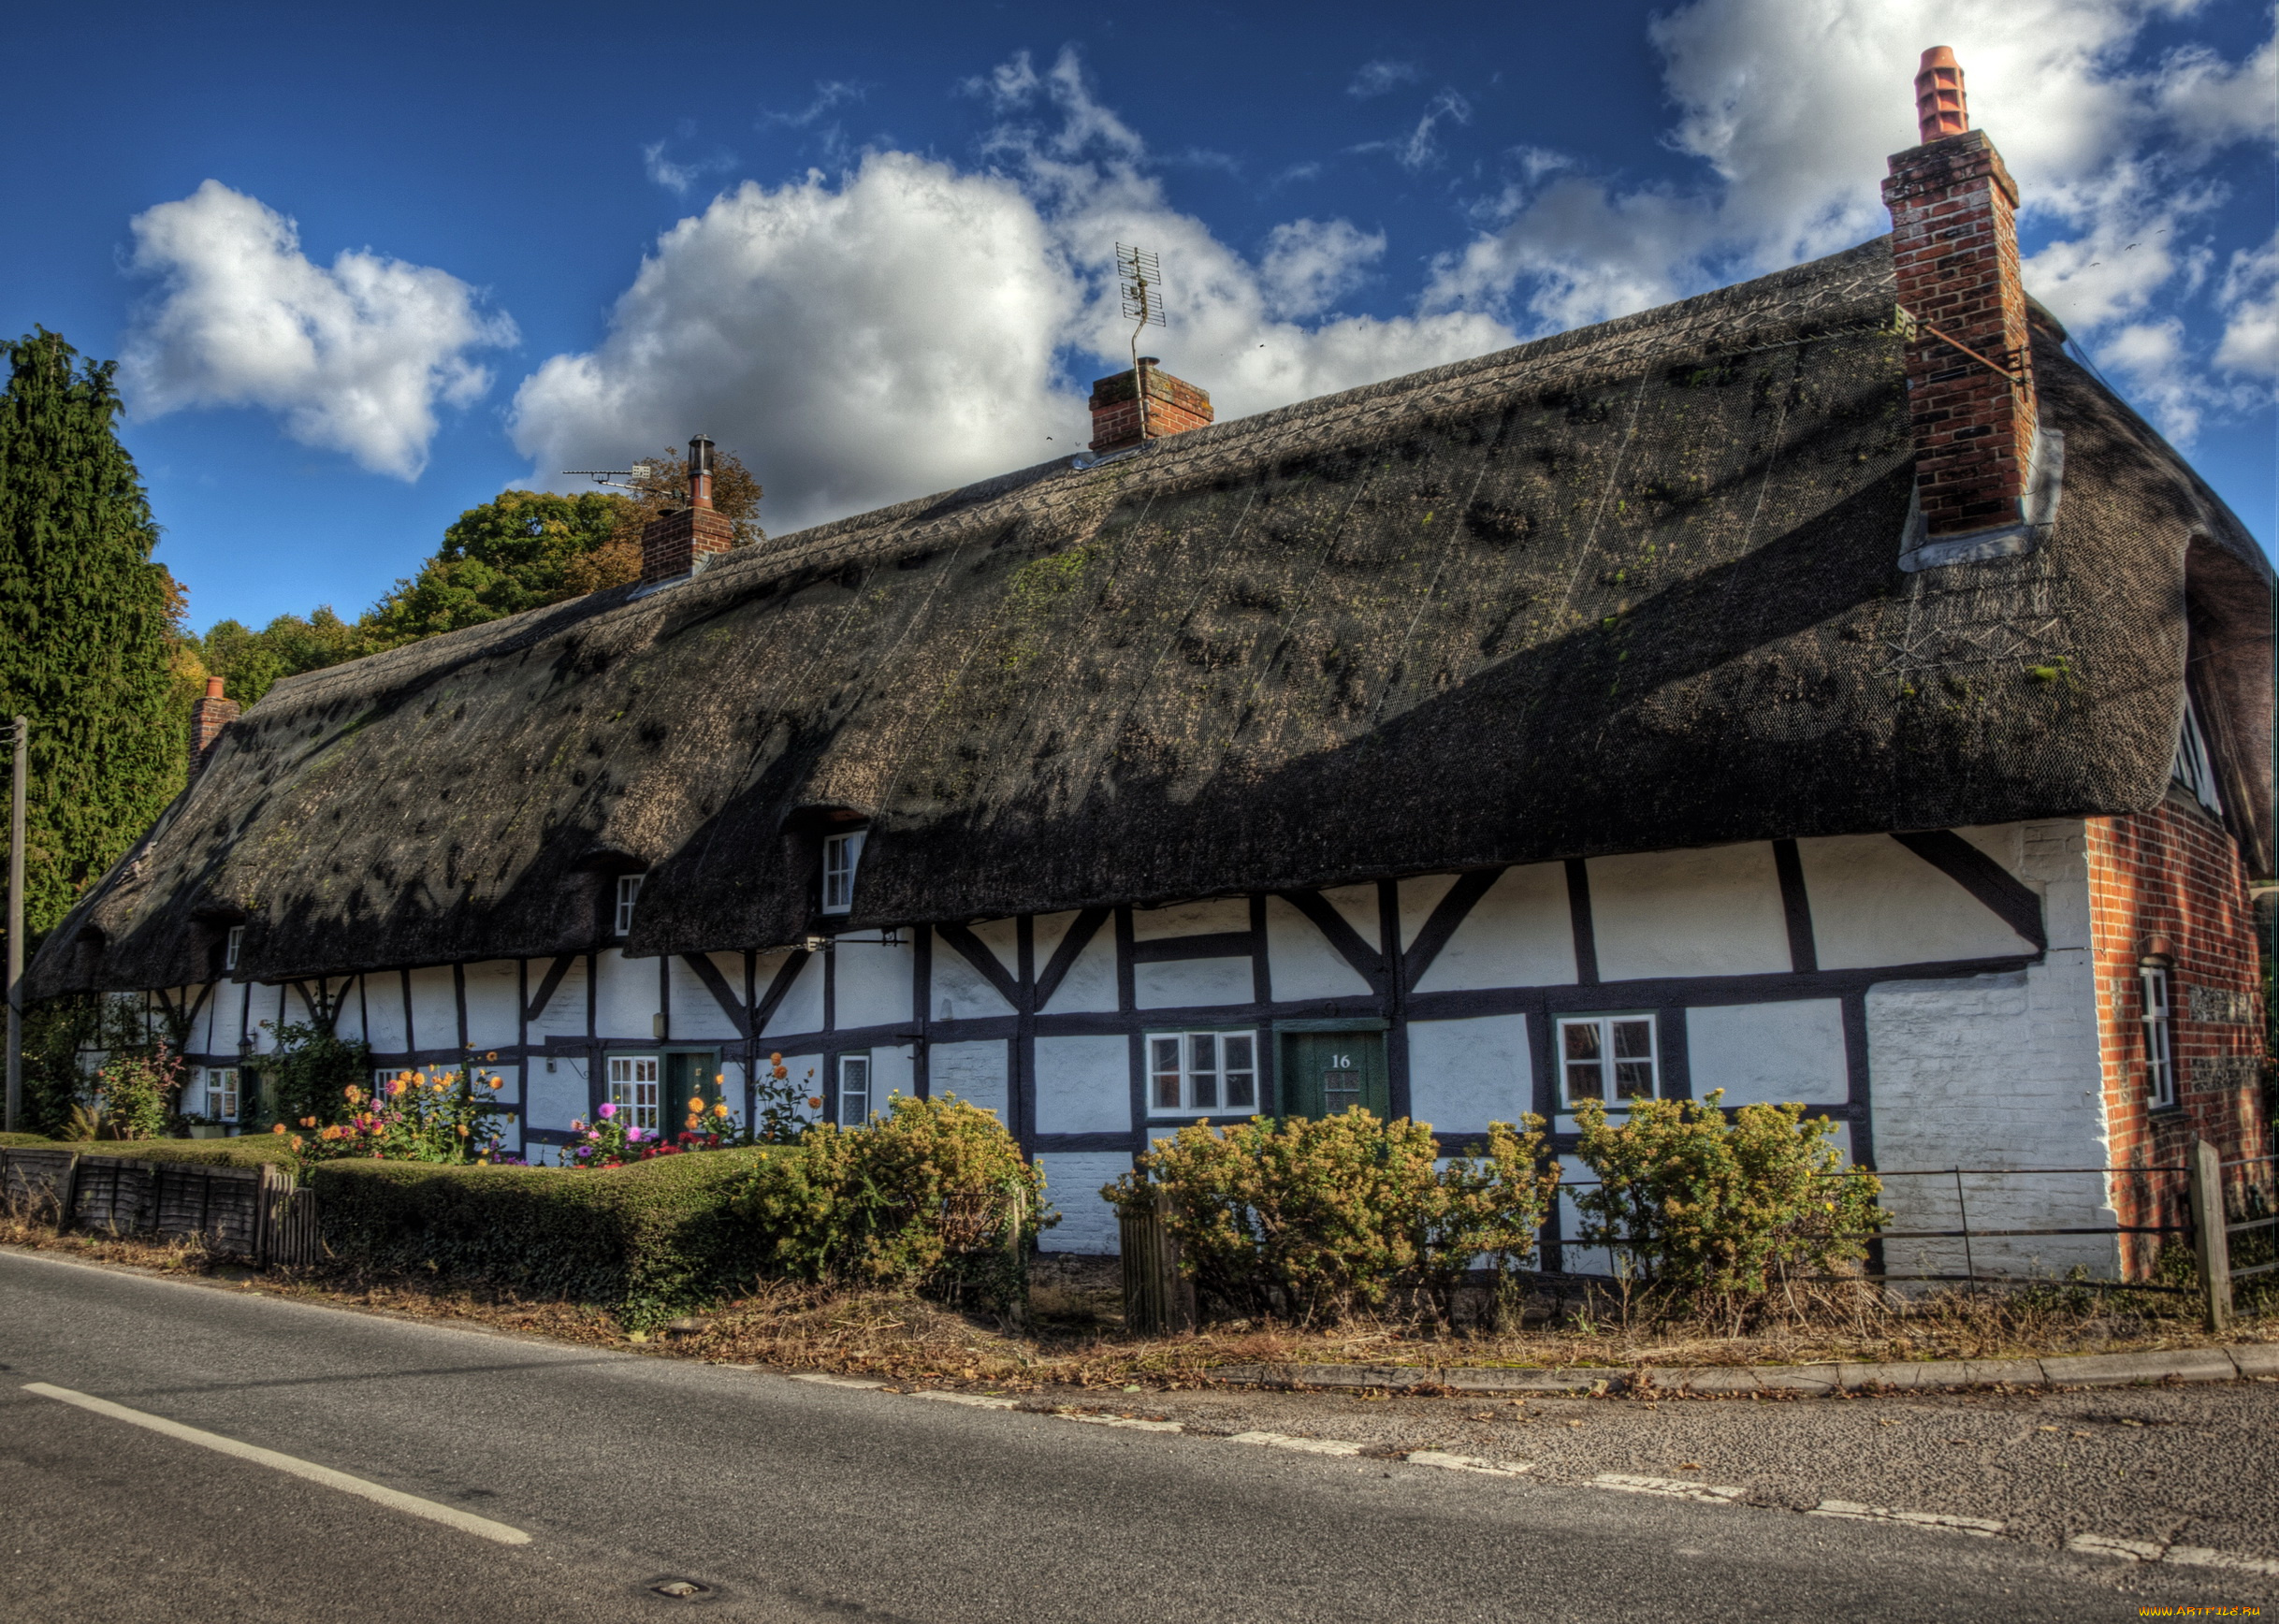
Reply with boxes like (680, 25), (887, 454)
(31, 54), (2271, 1275)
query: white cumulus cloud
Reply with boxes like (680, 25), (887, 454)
(511, 50), (1511, 533)
(1423, 0), (2274, 442)
(121, 181), (515, 478)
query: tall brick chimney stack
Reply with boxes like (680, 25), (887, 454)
(188, 675), (239, 778)
(1087, 359), (1213, 455)
(640, 433), (735, 585)
(1882, 47), (2039, 540)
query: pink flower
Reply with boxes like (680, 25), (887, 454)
(586, 1130), (602, 1141)
(627, 1126), (646, 1142)
(597, 1102), (617, 1119)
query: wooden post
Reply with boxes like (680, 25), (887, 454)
(5, 715), (26, 1134)
(1119, 1190), (1193, 1336)
(2188, 1138), (2232, 1335)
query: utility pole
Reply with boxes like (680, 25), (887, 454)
(5, 715), (26, 1133)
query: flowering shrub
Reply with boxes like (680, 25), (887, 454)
(567, 1101), (663, 1167)
(750, 1051), (820, 1144)
(1107, 1110), (1559, 1326)
(254, 1019), (370, 1134)
(733, 1094), (1051, 1311)
(90, 1041), (188, 1140)
(1568, 1091), (1885, 1297)
(305, 1059), (508, 1164)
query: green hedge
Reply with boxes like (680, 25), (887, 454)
(311, 1149), (777, 1329)
(0, 1133), (300, 1171)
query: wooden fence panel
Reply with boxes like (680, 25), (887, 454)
(0, 1150), (79, 1225)
(153, 1164), (262, 1255)
(71, 1159), (157, 1237)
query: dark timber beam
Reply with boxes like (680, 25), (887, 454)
(1891, 831), (2046, 951)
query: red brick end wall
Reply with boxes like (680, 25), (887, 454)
(1882, 130), (2039, 538)
(2087, 795), (2271, 1269)
(640, 507), (735, 585)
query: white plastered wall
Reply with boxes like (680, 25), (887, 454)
(1865, 820), (2116, 1278)
(931, 1039), (1009, 1124)
(1589, 844), (1790, 980)
(1406, 1014), (1531, 1134)
(1035, 1035), (1129, 1134)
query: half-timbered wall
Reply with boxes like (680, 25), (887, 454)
(144, 817), (2220, 1276)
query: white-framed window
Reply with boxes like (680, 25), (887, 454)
(821, 830), (866, 915)
(2141, 966), (2176, 1109)
(1146, 1030), (1258, 1116)
(608, 1054), (660, 1131)
(836, 1052), (872, 1125)
(225, 926), (243, 972)
(614, 875), (644, 936)
(202, 1067), (239, 1122)
(1559, 1014), (1661, 1105)
(2171, 698), (2222, 813)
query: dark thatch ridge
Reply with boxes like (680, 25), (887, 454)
(30, 236), (2272, 996)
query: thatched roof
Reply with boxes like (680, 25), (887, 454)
(33, 236), (2272, 997)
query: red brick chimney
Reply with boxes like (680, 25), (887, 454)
(1087, 359), (1213, 454)
(640, 434), (734, 585)
(188, 675), (239, 778)
(1882, 47), (2039, 540)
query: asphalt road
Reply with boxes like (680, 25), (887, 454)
(1, 1250), (2272, 1623)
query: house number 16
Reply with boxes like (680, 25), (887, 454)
(1328, 1053), (1353, 1069)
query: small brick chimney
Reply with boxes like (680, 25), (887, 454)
(640, 434), (735, 585)
(1881, 47), (2039, 540)
(1087, 359), (1213, 454)
(188, 675), (239, 778)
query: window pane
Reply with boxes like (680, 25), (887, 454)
(1150, 1037), (1182, 1109)
(1562, 1022), (1602, 1061)
(1188, 1034), (1217, 1074)
(841, 1056), (870, 1124)
(1614, 1061), (1656, 1100)
(1612, 1019), (1654, 1060)
(1566, 1062), (1604, 1103)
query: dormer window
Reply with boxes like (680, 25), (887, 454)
(2171, 696), (2221, 813)
(225, 926), (243, 973)
(821, 830), (865, 916)
(615, 875), (645, 936)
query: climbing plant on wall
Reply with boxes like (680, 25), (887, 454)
(0, 328), (184, 956)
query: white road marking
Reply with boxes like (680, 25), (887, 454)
(2068, 1534), (2279, 1575)
(2066, 1533), (2165, 1562)
(788, 1373), (886, 1389)
(1227, 1431), (1366, 1457)
(1591, 1473), (1747, 1504)
(1406, 1451), (1531, 1476)
(1807, 1501), (2004, 1537)
(907, 1390), (1021, 1410)
(22, 1383), (530, 1545)
(2160, 1546), (2279, 1576)
(1053, 1413), (1184, 1432)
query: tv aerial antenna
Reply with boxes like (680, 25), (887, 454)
(1115, 242), (1166, 439)
(561, 460), (658, 493)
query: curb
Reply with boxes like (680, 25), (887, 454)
(1207, 1342), (2279, 1397)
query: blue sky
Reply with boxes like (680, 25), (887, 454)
(6, 0), (2272, 633)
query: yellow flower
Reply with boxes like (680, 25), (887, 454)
(485, 1051), (497, 1061)
(487, 1077), (502, 1092)
(712, 1102), (729, 1118)
(687, 1096), (704, 1111)
(456, 1124), (469, 1138)
(270, 1124), (284, 1135)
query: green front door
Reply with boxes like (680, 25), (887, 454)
(1280, 1030), (1390, 1120)
(665, 1051), (721, 1132)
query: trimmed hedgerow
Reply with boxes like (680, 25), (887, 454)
(0, 1133), (300, 1171)
(311, 1148), (777, 1330)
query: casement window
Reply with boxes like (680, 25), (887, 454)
(614, 875), (645, 937)
(202, 1067), (239, 1122)
(2141, 966), (2177, 1109)
(821, 830), (866, 915)
(1147, 1030), (1258, 1116)
(836, 1052), (872, 1125)
(607, 1055), (660, 1132)
(1559, 1014), (1661, 1105)
(225, 926), (243, 973)
(2170, 698), (2222, 813)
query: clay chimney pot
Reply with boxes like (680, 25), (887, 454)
(1914, 45), (1968, 143)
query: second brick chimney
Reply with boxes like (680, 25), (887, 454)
(189, 675), (240, 778)
(1881, 47), (2040, 542)
(641, 434), (735, 586)
(1087, 359), (1213, 454)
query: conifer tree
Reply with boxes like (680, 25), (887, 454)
(0, 329), (183, 955)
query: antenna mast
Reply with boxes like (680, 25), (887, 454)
(1115, 242), (1166, 440)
